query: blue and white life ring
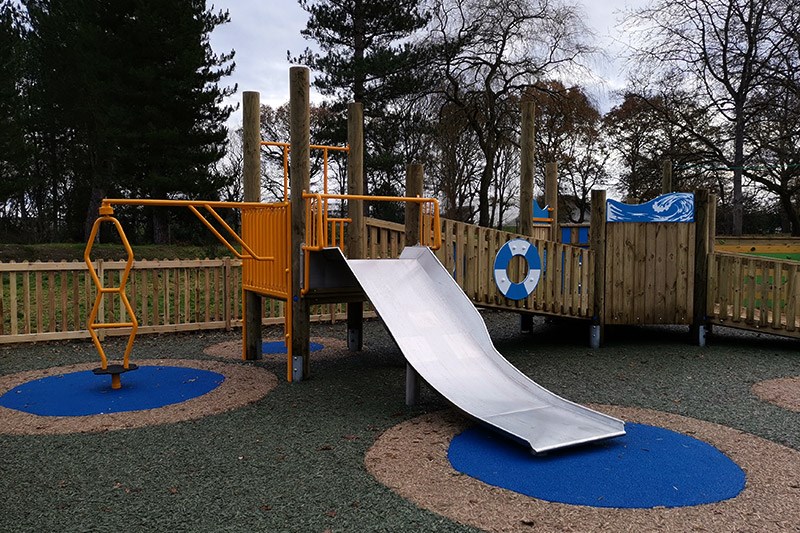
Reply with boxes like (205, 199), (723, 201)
(493, 239), (541, 300)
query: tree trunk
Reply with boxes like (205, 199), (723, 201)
(478, 150), (495, 227)
(84, 186), (106, 242)
(778, 192), (800, 236)
(732, 111), (745, 236)
(152, 208), (170, 244)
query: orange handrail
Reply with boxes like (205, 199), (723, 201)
(100, 199), (281, 262)
(300, 192), (441, 294)
(261, 141), (349, 201)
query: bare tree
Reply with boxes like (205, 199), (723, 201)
(604, 91), (725, 202)
(259, 103), (346, 201)
(743, 2), (800, 234)
(430, 101), (482, 222)
(530, 81), (607, 222)
(746, 87), (800, 234)
(627, 0), (792, 235)
(213, 128), (245, 203)
(427, 0), (593, 227)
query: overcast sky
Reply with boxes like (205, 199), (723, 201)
(208, 0), (646, 127)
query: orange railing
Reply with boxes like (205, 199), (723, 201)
(301, 192), (440, 294)
(85, 199), (291, 373)
(261, 141), (349, 202)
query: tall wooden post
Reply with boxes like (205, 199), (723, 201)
(662, 159), (673, 194)
(589, 189), (607, 348)
(289, 67), (311, 380)
(519, 100), (535, 236)
(691, 189), (710, 346)
(706, 193), (717, 338)
(708, 193), (717, 254)
(405, 163), (423, 246)
(404, 163), (424, 405)
(545, 162), (559, 242)
(519, 101), (536, 332)
(346, 102), (364, 351)
(242, 91), (262, 361)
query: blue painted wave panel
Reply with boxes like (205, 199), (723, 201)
(607, 193), (694, 223)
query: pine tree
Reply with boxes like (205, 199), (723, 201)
(23, 0), (235, 242)
(293, 0), (429, 110)
(290, 0), (430, 199)
(0, 2), (26, 208)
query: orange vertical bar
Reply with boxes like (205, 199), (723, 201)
(323, 148), (329, 194)
(283, 146), (289, 202)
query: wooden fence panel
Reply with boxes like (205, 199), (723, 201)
(707, 252), (800, 337)
(2, 218), (597, 345)
(1, 259), (244, 344)
(439, 220), (593, 319)
(603, 222), (695, 326)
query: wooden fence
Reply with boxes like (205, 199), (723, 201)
(11, 212), (800, 345)
(0, 258), (350, 345)
(434, 219), (593, 318)
(707, 252), (800, 338)
(603, 222), (696, 325)
(0, 218), (403, 345)
(361, 217), (593, 319)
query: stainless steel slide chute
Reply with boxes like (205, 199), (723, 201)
(344, 246), (625, 454)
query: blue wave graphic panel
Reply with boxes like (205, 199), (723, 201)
(607, 193), (694, 223)
(532, 201), (550, 220)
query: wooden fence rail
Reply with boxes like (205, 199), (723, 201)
(0, 258), (350, 345)
(707, 252), (800, 337)
(1, 217), (592, 345)
(435, 220), (593, 318)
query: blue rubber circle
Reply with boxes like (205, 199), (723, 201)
(493, 239), (541, 300)
(448, 423), (745, 508)
(262, 341), (324, 354)
(0, 366), (224, 416)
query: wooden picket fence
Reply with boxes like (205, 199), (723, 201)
(433, 219), (593, 318)
(0, 257), (351, 345)
(359, 217), (593, 319)
(0, 219), (406, 345)
(6, 210), (800, 345)
(707, 252), (800, 337)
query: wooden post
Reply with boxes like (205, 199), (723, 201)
(589, 189), (607, 348)
(545, 162), (558, 242)
(290, 67), (311, 380)
(242, 91), (262, 361)
(662, 159), (673, 194)
(519, 101), (536, 333)
(346, 102), (364, 351)
(706, 193), (717, 337)
(405, 163), (424, 405)
(708, 193), (717, 254)
(691, 189), (710, 346)
(405, 163), (423, 246)
(519, 100), (535, 236)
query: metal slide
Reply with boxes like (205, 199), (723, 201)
(345, 246), (625, 454)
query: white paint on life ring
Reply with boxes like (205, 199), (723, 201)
(493, 239), (541, 300)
